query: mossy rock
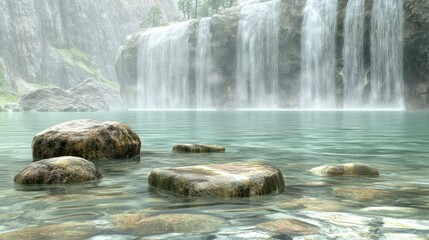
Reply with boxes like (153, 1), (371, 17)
(148, 162), (285, 197)
(172, 144), (225, 153)
(32, 119), (141, 161)
(310, 163), (379, 177)
(14, 156), (102, 184)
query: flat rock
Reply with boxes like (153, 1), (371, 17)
(14, 156), (102, 184)
(310, 163), (379, 177)
(255, 218), (320, 236)
(32, 119), (141, 161)
(113, 213), (228, 235)
(172, 144), (225, 153)
(148, 162), (285, 197)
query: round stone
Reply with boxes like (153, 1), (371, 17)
(172, 144), (225, 153)
(148, 162), (285, 197)
(32, 119), (141, 161)
(310, 163), (379, 176)
(14, 156), (102, 184)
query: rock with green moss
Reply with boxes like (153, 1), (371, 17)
(148, 162), (285, 197)
(113, 213), (228, 235)
(311, 163), (379, 177)
(14, 156), (102, 184)
(32, 119), (141, 161)
(172, 144), (225, 153)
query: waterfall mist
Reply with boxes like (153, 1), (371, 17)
(370, 0), (404, 109)
(235, 0), (280, 109)
(196, 17), (213, 109)
(343, 0), (366, 108)
(300, 0), (338, 109)
(136, 21), (191, 109)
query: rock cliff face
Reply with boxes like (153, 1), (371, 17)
(0, 0), (178, 107)
(116, 0), (429, 109)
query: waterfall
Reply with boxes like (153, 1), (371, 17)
(300, 0), (338, 109)
(137, 21), (191, 109)
(235, 0), (280, 109)
(343, 0), (365, 108)
(370, 0), (404, 109)
(196, 17), (213, 109)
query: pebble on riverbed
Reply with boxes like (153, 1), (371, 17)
(14, 156), (102, 184)
(310, 163), (379, 177)
(32, 119), (141, 161)
(148, 162), (285, 197)
(172, 144), (225, 153)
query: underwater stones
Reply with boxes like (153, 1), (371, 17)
(310, 163), (379, 177)
(14, 156), (101, 184)
(172, 144), (225, 153)
(0, 222), (96, 240)
(32, 119), (141, 161)
(333, 187), (393, 201)
(113, 213), (228, 235)
(255, 218), (320, 236)
(148, 162), (285, 197)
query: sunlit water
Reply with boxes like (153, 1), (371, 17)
(0, 111), (428, 239)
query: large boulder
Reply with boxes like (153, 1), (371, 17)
(18, 87), (96, 112)
(14, 156), (101, 184)
(68, 78), (124, 111)
(113, 213), (228, 235)
(310, 163), (379, 177)
(172, 144), (225, 153)
(148, 162), (285, 197)
(32, 119), (141, 161)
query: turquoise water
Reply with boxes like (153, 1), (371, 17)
(0, 111), (428, 239)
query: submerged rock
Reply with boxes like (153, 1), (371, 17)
(255, 218), (320, 236)
(0, 222), (98, 240)
(333, 187), (392, 202)
(32, 119), (141, 161)
(113, 213), (228, 235)
(14, 156), (101, 184)
(148, 162), (285, 197)
(18, 87), (96, 112)
(310, 163), (379, 177)
(172, 144), (225, 153)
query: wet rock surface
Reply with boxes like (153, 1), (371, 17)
(113, 213), (228, 235)
(310, 163), (379, 177)
(14, 156), (102, 184)
(172, 144), (225, 153)
(148, 162), (285, 197)
(32, 119), (141, 161)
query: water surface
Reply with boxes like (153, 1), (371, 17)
(0, 111), (428, 239)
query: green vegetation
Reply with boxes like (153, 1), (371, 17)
(51, 47), (119, 90)
(140, 6), (163, 29)
(0, 91), (19, 108)
(178, 0), (236, 19)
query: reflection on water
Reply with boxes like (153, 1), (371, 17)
(0, 111), (428, 239)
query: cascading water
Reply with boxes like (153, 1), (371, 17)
(195, 17), (213, 109)
(370, 0), (404, 109)
(137, 21), (191, 109)
(343, 0), (365, 108)
(235, 0), (280, 109)
(300, 0), (338, 109)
